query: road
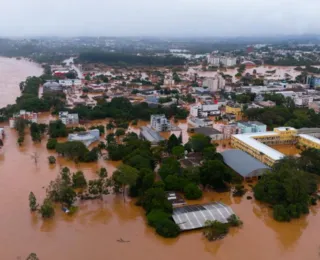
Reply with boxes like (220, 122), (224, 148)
(63, 57), (84, 79)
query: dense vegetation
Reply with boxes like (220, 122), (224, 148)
(77, 51), (186, 66)
(244, 104), (320, 129)
(254, 156), (318, 221)
(69, 97), (189, 121)
(55, 141), (99, 163)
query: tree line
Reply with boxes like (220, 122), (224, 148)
(77, 51), (186, 66)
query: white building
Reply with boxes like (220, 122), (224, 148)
(150, 115), (172, 132)
(59, 111), (79, 125)
(9, 110), (37, 128)
(164, 79), (175, 86)
(68, 129), (100, 147)
(190, 103), (220, 118)
(203, 75), (225, 92)
(187, 117), (213, 128)
(207, 55), (220, 66)
(59, 79), (82, 87)
(220, 56), (237, 67)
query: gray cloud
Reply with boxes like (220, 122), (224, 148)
(0, 0), (318, 37)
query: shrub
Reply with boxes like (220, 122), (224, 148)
(227, 214), (243, 227)
(273, 204), (290, 222)
(203, 220), (229, 241)
(46, 138), (57, 150)
(72, 171), (87, 188)
(310, 197), (317, 205)
(155, 219), (180, 238)
(39, 199), (55, 218)
(233, 184), (245, 197)
(184, 183), (202, 200)
(48, 156), (56, 164)
(147, 210), (170, 227)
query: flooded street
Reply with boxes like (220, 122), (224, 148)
(0, 57), (43, 107)
(0, 59), (320, 259)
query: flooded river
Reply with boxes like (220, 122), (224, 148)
(0, 57), (43, 107)
(0, 59), (320, 260)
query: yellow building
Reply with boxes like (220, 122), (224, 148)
(299, 134), (320, 149)
(225, 105), (242, 120)
(231, 132), (283, 166)
(231, 127), (319, 166)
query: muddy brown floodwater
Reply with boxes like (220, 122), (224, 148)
(1, 59), (320, 260)
(0, 57), (43, 107)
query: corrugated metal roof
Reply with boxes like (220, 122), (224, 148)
(140, 126), (164, 143)
(172, 202), (234, 231)
(221, 149), (270, 178)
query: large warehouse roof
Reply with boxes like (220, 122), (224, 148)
(172, 202), (234, 231)
(221, 149), (270, 178)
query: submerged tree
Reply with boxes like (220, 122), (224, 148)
(113, 164), (139, 202)
(26, 253), (39, 260)
(39, 199), (55, 219)
(203, 220), (229, 241)
(28, 192), (38, 211)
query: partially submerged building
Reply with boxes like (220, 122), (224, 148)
(140, 126), (165, 145)
(9, 110), (37, 128)
(68, 129), (100, 146)
(231, 127), (320, 166)
(59, 112), (79, 125)
(221, 149), (270, 179)
(193, 127), (223, 141)
(150, 115), (172, 132)
(43, 81), (63, 93)
(172, 203), (235, 231)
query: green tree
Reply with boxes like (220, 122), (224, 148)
(26, 253), (39, 260)
(167, 134), (181, 152)
(46, 138), (58, 150)
(158, 157), (181, 180)
(48, 156), (56, 164)
(29, 192), (38, 211)
(113, 164), (139, 201)
(115, 128), (126, 137)
(147, 209), (170, 227)
(72, 171), (87, 188)
(203, 145), (222, 161)
(203, 220), (229, 241)
(200, 160), (232, 190)
(39, 199), (55, 218)
(155, 219), (180, 238)
(172, 145), (185, 158)
(184, 183), (202, 200)
(60, 186), (76, 207)
(48, 120), (67, 138)
(254, 159), (315, 221)
(140, 187), (172, 214)
(188, 134), (212, 152)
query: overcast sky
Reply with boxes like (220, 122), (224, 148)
(0, 0), (318, 37)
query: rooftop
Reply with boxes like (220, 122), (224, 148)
(140, 126), (164, 143)
(299, 134), (320, 145)
(233, 132), (284, 161)
(172, 202), (235, 231)
(221, 149), (270, 178)
(193, 127), (222, 136)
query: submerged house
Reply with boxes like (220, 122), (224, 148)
(68, 129), (100, 146)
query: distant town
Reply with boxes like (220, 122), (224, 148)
(1, 36), (320, 257)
